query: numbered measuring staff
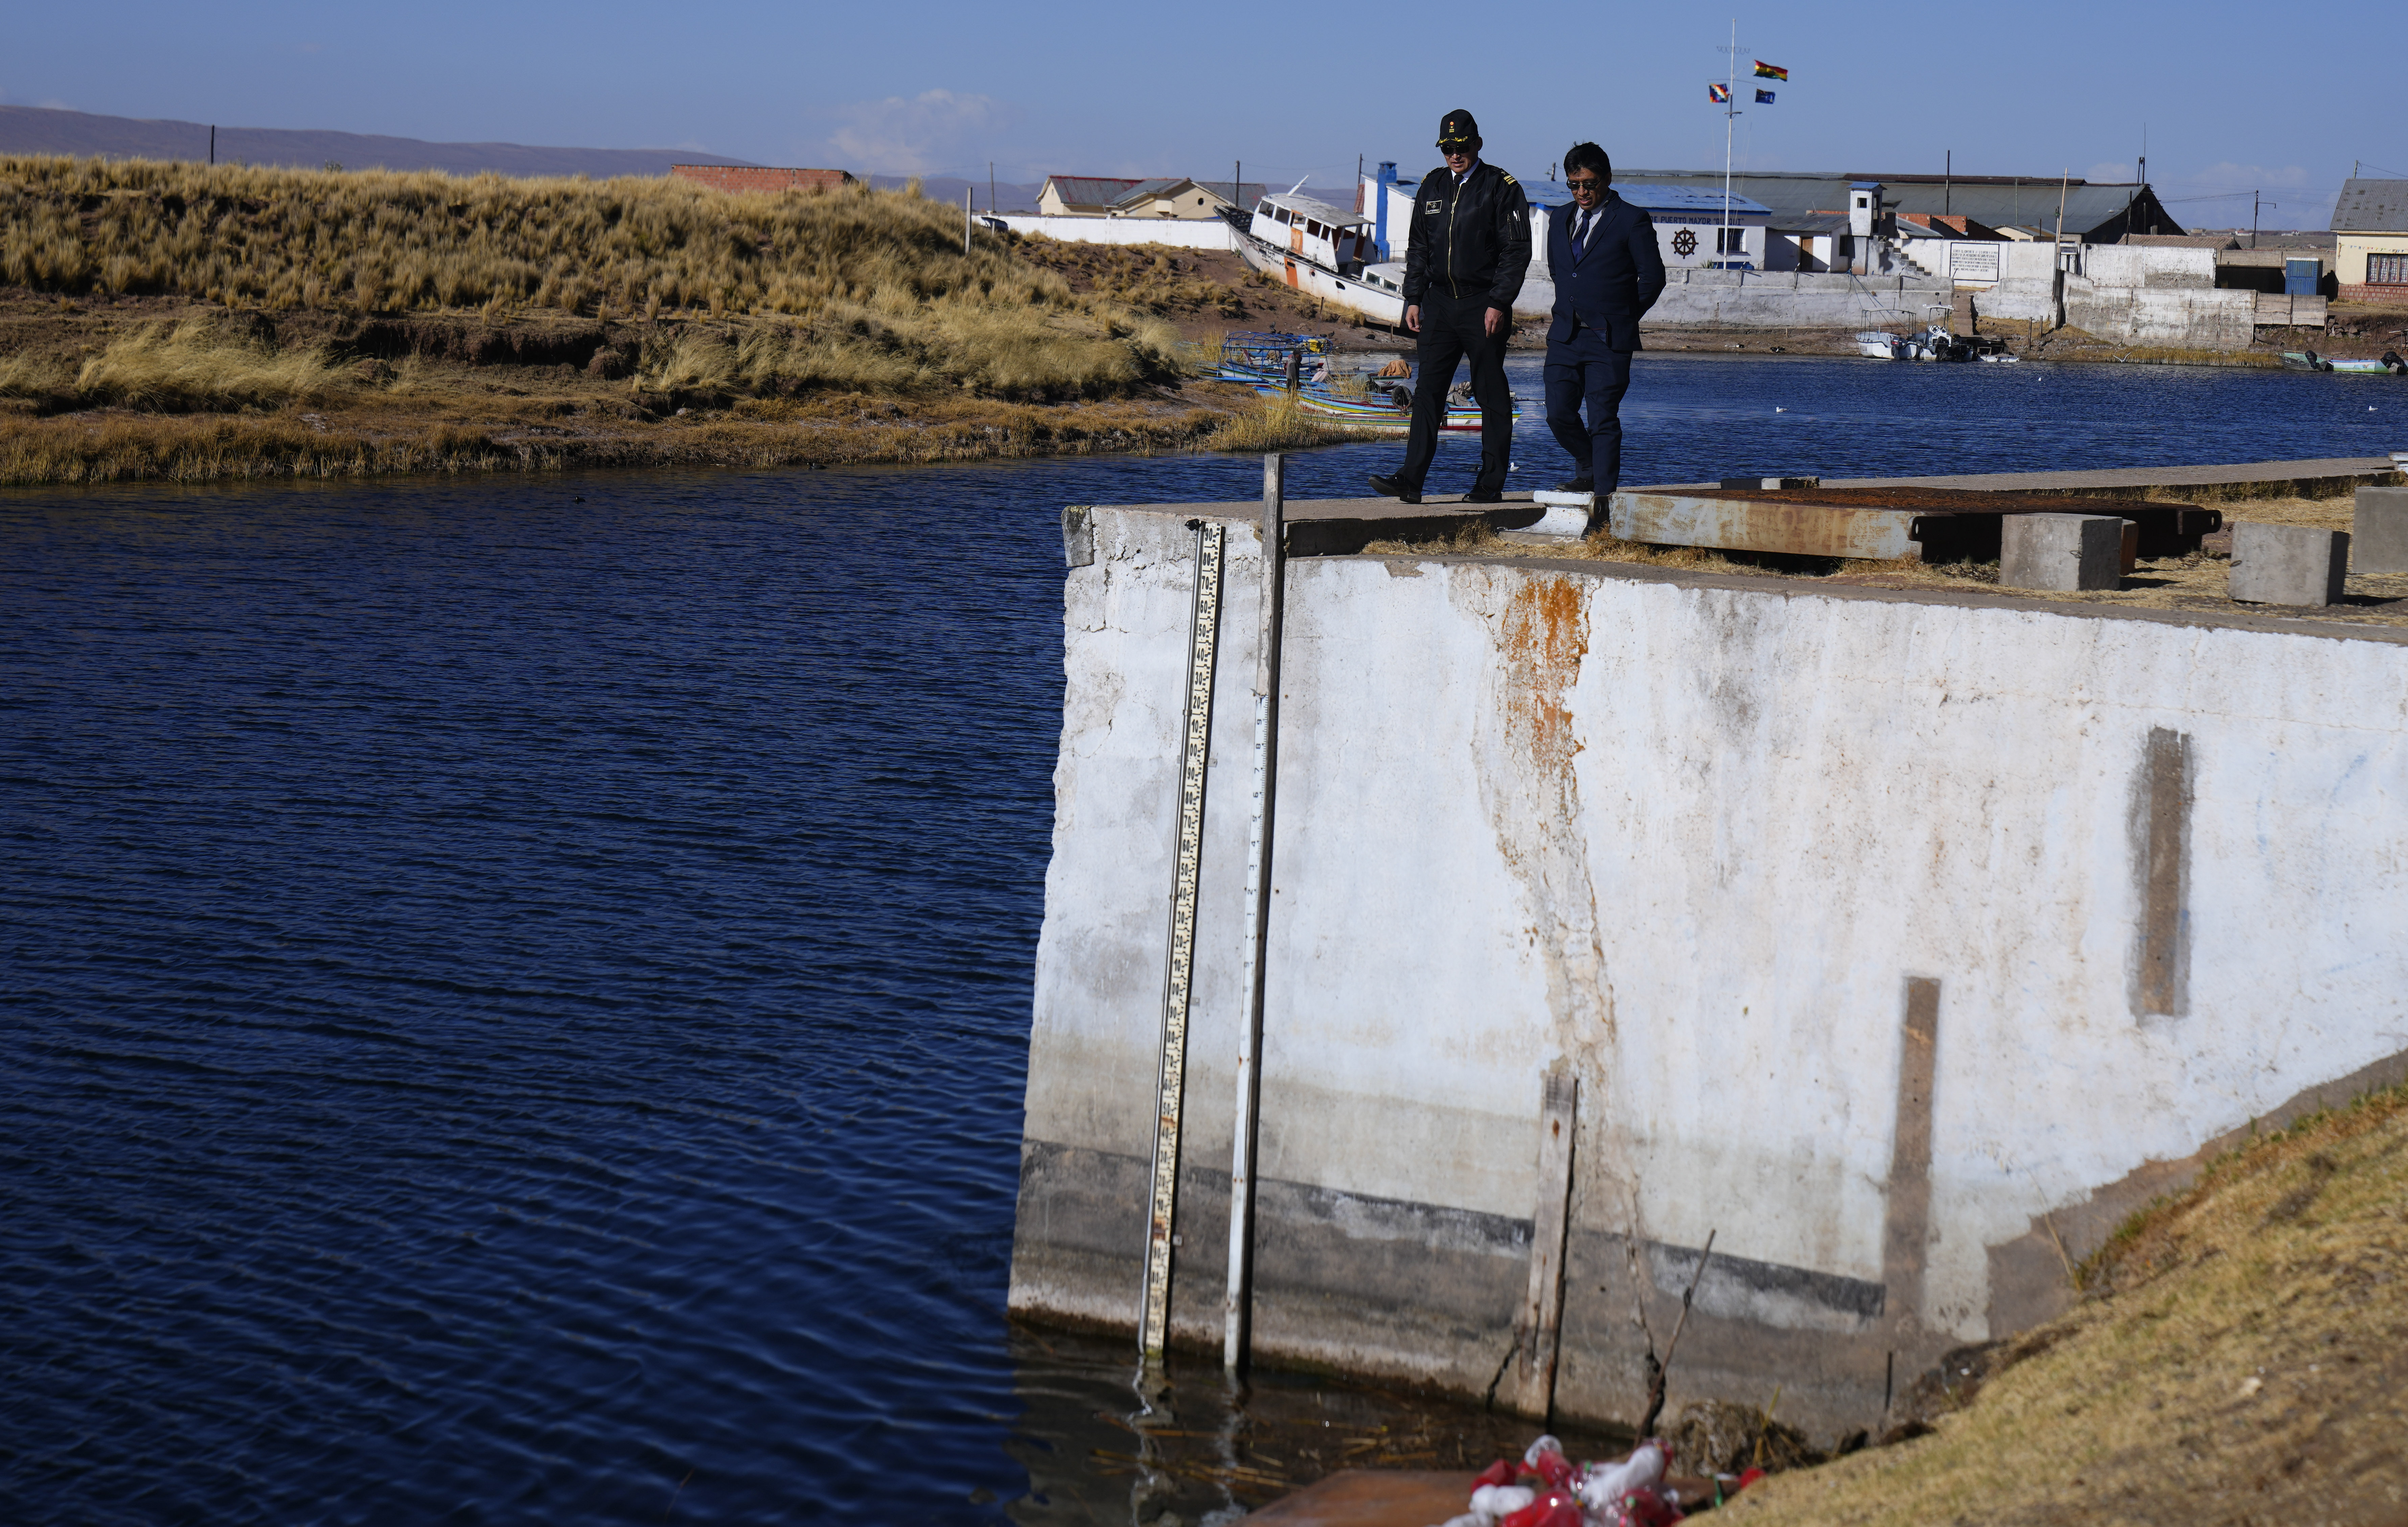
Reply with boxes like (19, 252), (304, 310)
(1138, 517), (1225, 1358)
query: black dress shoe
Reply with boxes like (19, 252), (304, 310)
(1368, 473), (1421, 505)
(1461, 487), (1505, 504)
(1554, 476), (1596, 493)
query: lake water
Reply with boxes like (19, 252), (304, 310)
(4, 357), (2399, 1526)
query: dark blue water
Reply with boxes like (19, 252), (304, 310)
(3, 358), (2396, 1526)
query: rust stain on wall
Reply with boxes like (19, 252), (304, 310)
(1496, 576), (1590, 773)
(1458, 570), (1615, 1059)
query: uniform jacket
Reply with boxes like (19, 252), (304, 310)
(1402, 160), (1531, 311)
(1545, 191), (1667, 351)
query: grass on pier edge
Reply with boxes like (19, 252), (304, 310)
(1723, 1080), (2408, 1527)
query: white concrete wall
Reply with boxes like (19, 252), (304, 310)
(990, 214), (1237, 250)
(1643, 270), (1953, 329)
(2063, 277), (2257, 348)
(1261, 553), (2407, 1330)
(1016, 510), (2408, 1422)
(2083, 244), (2219, 289)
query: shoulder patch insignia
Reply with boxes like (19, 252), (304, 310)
(1501, 173), (1518, 184)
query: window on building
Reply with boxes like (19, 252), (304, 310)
(1716, 227), (1747, 253)
(2371, 252), (2408, 285)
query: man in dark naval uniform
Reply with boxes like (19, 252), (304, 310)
(1543, 140), (1666, 517)
(1369, 108), (1530, 506)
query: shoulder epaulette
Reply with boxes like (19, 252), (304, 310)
(1500, 172), (1518, 185)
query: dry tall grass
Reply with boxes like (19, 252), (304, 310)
(1728, 1082), (2408, 1527)
(73, 320), (343, 410)
(0, 155), (1182, 400)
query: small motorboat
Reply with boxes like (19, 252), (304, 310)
(1857, 323), (1990, 362)
(2283, 349), (2407, 375)
(1212, 332), (1513, 432)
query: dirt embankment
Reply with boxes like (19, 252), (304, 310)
(0, 289), (1321, 484)
(1711, 1082), (2408, 1527)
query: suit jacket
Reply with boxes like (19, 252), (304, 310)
(1546, 192), (1667, 351)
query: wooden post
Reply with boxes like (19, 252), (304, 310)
(1223, 453), (1285, 1371)
(1504, 1066), (1579, 1419)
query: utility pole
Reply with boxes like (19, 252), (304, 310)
(1944, 149), (1951, 218)
(989, 161), (996, 215)
(209, 125), (215, 166)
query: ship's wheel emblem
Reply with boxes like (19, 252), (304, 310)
(1671, 228), (1699, 257)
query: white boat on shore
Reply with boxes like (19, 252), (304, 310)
(1231, 188), (1406, 329)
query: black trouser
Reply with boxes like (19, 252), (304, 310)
(1397, 291), (1513, 493)
(1542, 328), (1634, 492)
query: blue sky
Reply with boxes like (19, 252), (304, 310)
(9, 0), (2400, 226)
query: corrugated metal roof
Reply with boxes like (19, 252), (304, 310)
(2332, 179), (2408, 232)
(1194, 180), (1265, 206)
(1611, 170), (2164, 238)
(1109, 178), (1190, 206)
(1042, 176), (1145, 207)
(1523, 182), (1771, 215)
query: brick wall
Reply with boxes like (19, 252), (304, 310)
(2340, 283), (2408, 303)
(670, 165), (855, 194)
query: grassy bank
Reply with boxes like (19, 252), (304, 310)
(0, 156), (1371, 484)
(1725, 1080), (2408, 1526)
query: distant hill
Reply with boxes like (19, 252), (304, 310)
(0, 104), (756, 179)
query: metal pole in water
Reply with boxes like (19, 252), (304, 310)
(1223, 454), (1284, 1371)
(1138, 518), (1225, 1359)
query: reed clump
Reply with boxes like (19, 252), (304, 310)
(1199, 393), (1381, 452)
(0, 154), (1180, 400)
(70, 319), (344, 410)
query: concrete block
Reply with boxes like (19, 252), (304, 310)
(1505, 491), (1592, 540)
(1999, 513), (2124, 592)
(2229, 522), (2349, 606)
(2353, 486), (2408, 574)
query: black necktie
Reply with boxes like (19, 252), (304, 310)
(1572, 211), (1593, 259)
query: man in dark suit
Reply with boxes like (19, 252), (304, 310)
(1544, 142), (1666, 514)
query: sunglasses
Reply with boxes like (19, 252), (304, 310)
(1565, 177), (1603, 190)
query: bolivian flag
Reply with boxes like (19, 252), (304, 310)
(1708, 83), (1730, 102)
(1753, 60), (1788, 80)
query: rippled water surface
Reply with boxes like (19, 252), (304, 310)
(3, 358), (2396, 1525)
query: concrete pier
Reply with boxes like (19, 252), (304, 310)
(1010, 468), (2408, 1442)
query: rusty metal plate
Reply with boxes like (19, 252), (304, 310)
(1613, 491), (1923, 558)
(1611, 486), (2220, 563)
(1244, 1469), (1477, 1526)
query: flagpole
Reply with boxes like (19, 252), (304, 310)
(1723, 18), (1735, 266)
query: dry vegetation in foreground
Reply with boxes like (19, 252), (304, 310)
(1719, 1081), (2408, 1527)
(0, 155), (1368, 483)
